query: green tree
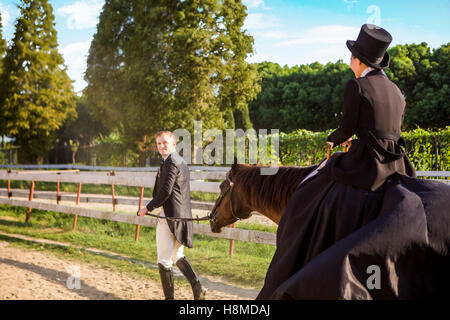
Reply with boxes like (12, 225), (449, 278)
(250, 43), (449, 133)
(249, 60), (353, 132)
(85, 0), (259, 165)
(51, 94), (105, 164)
(0, 13), (8, 141)
(0, 0), (76, 163)
(386, 42), (449, 129)
(282, 61), (353, 132)
(55, 95), (104, 147)
(248, 62), (297, 131)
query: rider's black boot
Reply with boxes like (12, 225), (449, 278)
(176, 256), (207, 300)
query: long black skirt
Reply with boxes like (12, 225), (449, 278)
(256, 171), (450, 299)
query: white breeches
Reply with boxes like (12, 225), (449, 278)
(156, 211), (184, 268)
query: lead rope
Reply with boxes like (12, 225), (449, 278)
(142, 212), (211, 222)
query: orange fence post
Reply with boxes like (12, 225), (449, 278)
(111, 184), (117, 212)
(7, 179), (12, 198)
(56, 181), (61, 204)
(135, 187), (144, 241)
(73, 183), (82, 231)
(25, 181), (35, 222)
(229, 223), (236, 256)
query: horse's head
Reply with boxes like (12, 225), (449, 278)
(209, 161), (253, 233)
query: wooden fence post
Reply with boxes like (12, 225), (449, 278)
(25, 181), (34, 222)
(72, 183), (82, 230)
(56, 181), (61, 204)
(110, 171), (117, 212)
(111, 184), (117, 212)
(7, 179), (12, 198)
(229, 223), (236, 256)
(135, 187), (144, 241)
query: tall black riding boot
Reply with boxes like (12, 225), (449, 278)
(176, 256), (207, 300)
(158, 263), (174, 300)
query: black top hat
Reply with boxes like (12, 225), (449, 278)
(347, 24), (392, 69)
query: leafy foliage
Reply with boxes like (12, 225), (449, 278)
(51, 95), (105, 160)
(248, 61), (354, 132)
(386, 43), (450, 129)
(401, 127), (449, 171)
(0, 0), (76, 164)
(276, 127), (449, 171)
(249, 43), (449, 133)
(92, 131), (139, 167)
(85, 0), (260, 164)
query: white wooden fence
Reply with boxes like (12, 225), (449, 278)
(0, 168), (277, 248)
(0, 165), (448, 249)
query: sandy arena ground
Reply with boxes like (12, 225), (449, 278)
(0, 191), (271, 300)
(0, 239), (259, 300)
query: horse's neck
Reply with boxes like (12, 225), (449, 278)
(237, 165), (315, 225)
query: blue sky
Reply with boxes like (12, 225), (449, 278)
(0, 0), (449, 93)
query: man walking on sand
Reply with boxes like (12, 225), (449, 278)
(138, 131), (207, 300)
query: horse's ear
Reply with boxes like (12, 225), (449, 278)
(231, 157), (238, 174)
(256, 159), (261, 166)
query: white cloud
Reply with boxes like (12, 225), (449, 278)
(344, 0), (359, 10)
(60, 40), (92, 93)
(277, 25), (359, 46)
(248, 25), (362, 67)
(309, 43), (352, 65)
(248, 42), (352, 68)
(252, 30), (290, 39)
(57, 0), (104, 30)
(0, 2), (10, 26)
(243, 0), (265, 9)
(244, 13), (278, 30)
(0, 3), (20, 43)
(246, 52), (279, 64)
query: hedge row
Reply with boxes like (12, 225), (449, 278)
(277, 127), (449, 171)
(2, 127), (447, 171)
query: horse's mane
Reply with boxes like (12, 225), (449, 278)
(233, 164), (317, 214)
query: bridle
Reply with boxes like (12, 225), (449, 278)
(209, 173), (249, 224)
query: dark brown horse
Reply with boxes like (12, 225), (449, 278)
(209, 162), (317, 233)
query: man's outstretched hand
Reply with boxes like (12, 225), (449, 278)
(137, 207), (148, 216)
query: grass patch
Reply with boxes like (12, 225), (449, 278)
(0, 204), (275, 288)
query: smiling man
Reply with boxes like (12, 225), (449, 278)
(138, 131), (206, 300)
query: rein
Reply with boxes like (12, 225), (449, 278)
(143, 212), (210, 222)
(137, 175), (238, 223)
